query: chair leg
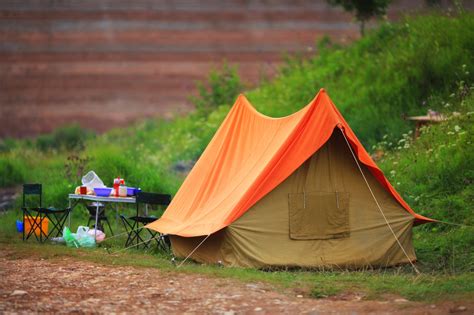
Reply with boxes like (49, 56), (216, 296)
(135, 226), (145, 248)
(45, 214), (60, 240)
(131, 227), (145, 248)
(24, 211), (42, 242)
(145, 228), (165, 251)
(38, 215), (44, 242)
(120, 215), (139, 248)
(104, 217), (114, 236)
(45, 211), (67, 240)
(55, 209), (70, 237)
(22, 209), (25, 241)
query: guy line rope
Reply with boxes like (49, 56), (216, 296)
(339, 126), (421, 274)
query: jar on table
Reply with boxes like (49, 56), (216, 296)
(118, 185), (128, 197)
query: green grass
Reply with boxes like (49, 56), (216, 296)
(1, 240), (472, 302)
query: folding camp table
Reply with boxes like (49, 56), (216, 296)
(68, 194), (136, 238)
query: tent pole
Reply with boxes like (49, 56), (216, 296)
(339, 126), (421, 274)
(177, 234), (211, 268)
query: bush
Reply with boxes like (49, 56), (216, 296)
(0, 138), (18, 153)
(0, 157), (25, 187)
(36, 124), (95, 152)
(190, 62), (244, 115)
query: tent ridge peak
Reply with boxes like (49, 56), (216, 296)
(237, 89), (325, 121)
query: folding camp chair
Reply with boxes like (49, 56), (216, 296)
(22, 184), (71, 242)
(120, 192), (171, 251)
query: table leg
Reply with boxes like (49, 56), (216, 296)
(95, 203), (99, 241)
(115, 203), (119, 231)
(68, 199), (72, 227)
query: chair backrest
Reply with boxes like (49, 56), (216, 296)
(136, 192), (171, 216)
(23, 183), (42, 208)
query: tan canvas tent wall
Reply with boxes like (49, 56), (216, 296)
(147, 90), (432, 268)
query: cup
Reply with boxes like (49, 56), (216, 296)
(80, 186), (87, 194)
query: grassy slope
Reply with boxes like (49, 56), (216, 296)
(378, 93), (474, 273)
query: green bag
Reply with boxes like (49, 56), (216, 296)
(63, 227), (80, 248)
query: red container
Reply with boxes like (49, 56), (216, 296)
(113, 177), (125, 197)
(113, 183), (119, 196)
(80, 186), (87, 194)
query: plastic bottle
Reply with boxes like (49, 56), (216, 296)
(113, 178), (121, 197)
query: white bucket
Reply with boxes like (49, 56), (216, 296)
(81, 171), (105, 190)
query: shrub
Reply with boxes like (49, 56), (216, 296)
(190, 62), (245, 115)
(0, 138), (18, 153)
(0, 157), (25, 187)
(36, 124), (95, 152)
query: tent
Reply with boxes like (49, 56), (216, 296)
(146, 89), (433, 268)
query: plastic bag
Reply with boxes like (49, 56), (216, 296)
(63, 227), (80, 248)
(50, 237), (65, 244)
(87, 229), (106, 243)
(77, 234), (96, 248)
(76, 226), (89, 238)
(62, 226), (96, 248)
(76, 226), (96, 248)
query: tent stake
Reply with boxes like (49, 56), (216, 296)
(339, 127), (421, 274)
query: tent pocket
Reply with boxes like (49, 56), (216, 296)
(288, 191), (350, 240)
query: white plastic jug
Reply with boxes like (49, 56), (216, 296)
(82, 171), (105, 190)
(119, 186), (128, 197)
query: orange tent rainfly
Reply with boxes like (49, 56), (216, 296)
(147, 89), (432, 268)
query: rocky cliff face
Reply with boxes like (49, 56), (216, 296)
(0, 0), (447, 138)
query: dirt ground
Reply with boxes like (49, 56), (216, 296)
(0, 249), (470, 314)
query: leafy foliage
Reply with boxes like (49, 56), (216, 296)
(190, 62), (244, 115)
(0, 157), (25, 187)
(36, 124), (95, 152)
(327, 0), (392, 35)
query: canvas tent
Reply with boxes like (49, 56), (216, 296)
(146, 89), (433, 268)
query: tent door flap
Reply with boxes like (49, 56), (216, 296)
(288, 191), (350, 240)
